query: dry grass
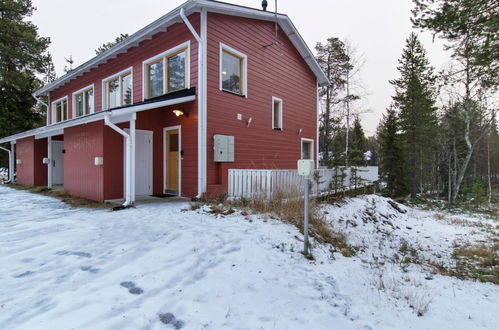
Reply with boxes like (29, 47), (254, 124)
(7, 184), (113, 209)
(200, 189), (356, 257)
(371, 272), (432, 316)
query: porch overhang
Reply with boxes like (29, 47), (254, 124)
(0, 89), (196, 144)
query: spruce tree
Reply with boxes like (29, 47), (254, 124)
(377, 107), (408, 197)
(349, 117), (367, 166)
(0, 0), (53, 142)
(390, 33), (438, 198)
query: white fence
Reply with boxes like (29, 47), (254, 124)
(228, 166), (378, 199)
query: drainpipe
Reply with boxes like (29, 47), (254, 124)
(47, 136), (53, 188)
(0, 144), (13, 183)
(180, 7), (207, 198)
(33, 93), (50, 126)
(104, 113), (136, 206)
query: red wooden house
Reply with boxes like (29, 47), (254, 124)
(0, 0), (328, 204)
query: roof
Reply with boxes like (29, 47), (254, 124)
(0, 90), (196, 144)
(34, 0), (329, 96)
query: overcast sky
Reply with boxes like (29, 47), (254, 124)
(30, 0), (449, 135)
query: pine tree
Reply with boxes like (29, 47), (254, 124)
(377, 107), (408, 197)
(315, 37), (351, 165)
(95, 33), (129, 55)
(390, 33), (438, 198)
(0, 0), (53, 148)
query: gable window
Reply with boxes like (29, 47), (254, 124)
(73, 85), (94, 117)
(52, 97), (68, 123)
(301, 138), (314, 160)
(143, 42), (190, 99)
(103, 68), (133, 110)
(220, 43), (247, 96)
(272, 97), (283, 130)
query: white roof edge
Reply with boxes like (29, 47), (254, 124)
(35, 0), (328, 96)
(0, 95), (196, 143)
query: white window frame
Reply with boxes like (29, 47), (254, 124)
(301, 138), (314, 160)
(51, 96), (69, 124)
(219, 43), (248, 98)
(272, 96), (283, 130)
(72, 84), (95, 118)
(101, 67), (134, 110)
(142, 41), (191, 100)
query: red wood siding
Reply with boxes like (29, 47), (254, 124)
(104, 101), (198, 200)
(64, 121), (105, 201)
(49, 13), (200, 123)
(16, 137), (35, 185)
(205, 13), (317, 194)
(16, 137), (48, 186)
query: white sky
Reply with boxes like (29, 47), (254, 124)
(30, 0), (449, 135)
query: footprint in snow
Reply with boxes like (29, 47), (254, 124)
(14, 270), (34, 278)
(56, 250), (92, 258)
(159, 312), (185, 329)
(80, 266), (99, 273)
(120, 281), (144, 295)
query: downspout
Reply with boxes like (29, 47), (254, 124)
(33, 93), (50, 126)
(180, 7), (207, 198)
(0, 145), (13, 183)
(104, 113), (136, 206)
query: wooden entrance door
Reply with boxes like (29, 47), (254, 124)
(165, 128), (180, 194)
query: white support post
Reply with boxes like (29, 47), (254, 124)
(181, 7), (207, 198)
(104, 114), (135, 206)
(47, 136), (53, 188)
(0, 146), (14, 183)
(129, 116), (136, 204)
(10, 142), (15, 183)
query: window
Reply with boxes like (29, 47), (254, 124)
(272, 97), (283, 130)
(143, 42), (190, 99)
(52, 97), (68, 123)
(220, 43), (247, 96)
(301, 138), (314, 160)
(103, 68), (133, 109)
(73, 85), (94, 117)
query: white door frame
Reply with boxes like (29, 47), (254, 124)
(124, 128), (153, 197)
(163, 125), (182, 196)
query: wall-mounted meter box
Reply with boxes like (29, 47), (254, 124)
(297, 159), (314, 176)
(214, 135), (234, 162)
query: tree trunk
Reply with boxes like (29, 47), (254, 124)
(487, 133), (492, 209)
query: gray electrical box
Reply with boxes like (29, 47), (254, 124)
(214, 135), (234, 162)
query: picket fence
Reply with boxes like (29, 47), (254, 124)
(228, 166), (378, 199)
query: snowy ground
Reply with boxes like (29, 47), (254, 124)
(0, 185), (497, 330)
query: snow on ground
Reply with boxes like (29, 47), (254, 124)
(0, 185), (497, 330)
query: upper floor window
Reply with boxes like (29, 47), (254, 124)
(220, 43), (247, 97)
(143, 41), (190, 99)
(103, 68), (133, 110)
(272, 97), (283, 130)
(73, 85), (94, 117)
(52, 97), (68, 123)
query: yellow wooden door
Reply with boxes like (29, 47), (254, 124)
(166, 129), (179, 193)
